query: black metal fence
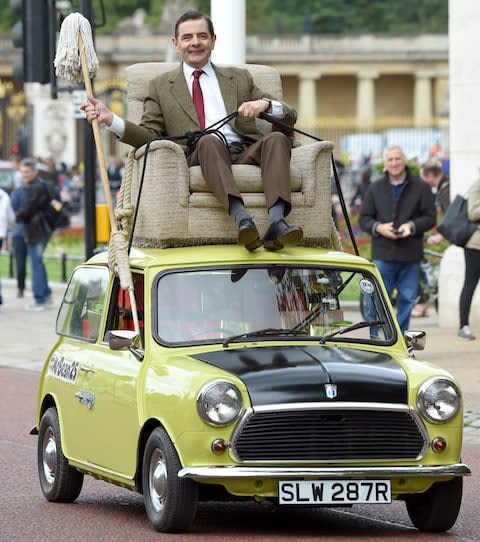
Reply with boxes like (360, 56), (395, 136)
(6, 250), (84, 283)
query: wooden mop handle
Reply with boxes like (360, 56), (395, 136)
(78, 32), (117, 230)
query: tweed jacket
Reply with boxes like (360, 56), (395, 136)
(121, 64), (297, 151)
(466, 177), (480, 250)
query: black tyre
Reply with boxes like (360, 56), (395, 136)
(142, 427), (198, 533)
(405, 476), (463, 532)
(37, 407), (84, 502)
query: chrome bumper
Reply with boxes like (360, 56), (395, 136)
(179, 463), (471, 479)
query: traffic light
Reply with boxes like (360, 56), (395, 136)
(10, 0), (52, 84)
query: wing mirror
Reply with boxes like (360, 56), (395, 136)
(404, 330), (426, 353)
(106, 329), (138, 350)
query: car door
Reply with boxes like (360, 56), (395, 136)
(78, 274), (145, 477)
(53, 265), (110, 462)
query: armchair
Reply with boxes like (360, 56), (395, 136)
(122, 62), (340, 249)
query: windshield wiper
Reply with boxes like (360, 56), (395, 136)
(223, 327), (308, 347)
(318, 320), (385, 344)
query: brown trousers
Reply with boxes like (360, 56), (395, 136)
(187, 131), (292, 215)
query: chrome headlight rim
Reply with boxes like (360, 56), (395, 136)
(197, 379), (243, 427)
(417, 377), (461, 424)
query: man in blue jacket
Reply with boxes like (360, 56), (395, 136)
(359, 146), (436, 333)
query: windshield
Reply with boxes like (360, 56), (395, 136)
(155, 265), (395, 345)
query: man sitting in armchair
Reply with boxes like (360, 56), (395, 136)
(82, 10), (302, 252)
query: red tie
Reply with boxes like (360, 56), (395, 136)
(192, 69), (205, 130)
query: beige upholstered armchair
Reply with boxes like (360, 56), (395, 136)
(122, 62), (339, 249)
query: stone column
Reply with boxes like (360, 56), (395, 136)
(211, 0), (246, 64)
(439, 0), (480, 328)
(297, 72), (320, 125)
(413, 71), (433, 127)
(356, 72), (378, 128)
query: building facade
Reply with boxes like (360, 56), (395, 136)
(0, 31), (448, 163)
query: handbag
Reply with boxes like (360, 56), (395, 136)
(437, 194), (477, 246)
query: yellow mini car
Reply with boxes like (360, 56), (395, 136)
(32, 244), (471, 533)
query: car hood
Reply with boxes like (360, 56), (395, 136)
(192, 346), (407, 406)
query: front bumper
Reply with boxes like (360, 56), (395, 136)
(179, 463), (471, 479)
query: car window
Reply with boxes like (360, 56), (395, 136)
(105, 273), (145, 344)
(154, 266), (396, 345)
(56, 266), (109, 342)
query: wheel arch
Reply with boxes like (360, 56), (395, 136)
(136, 418), (172, 493)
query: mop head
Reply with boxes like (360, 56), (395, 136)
(54, 12), (99, 83)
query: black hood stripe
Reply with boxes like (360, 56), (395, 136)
(192, 346), (407, 406)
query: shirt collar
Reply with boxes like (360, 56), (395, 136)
(183, 61), (214, 80)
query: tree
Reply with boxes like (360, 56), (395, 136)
(1, 0), (448, 36)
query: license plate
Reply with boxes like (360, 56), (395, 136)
(278, 480), (391, 505)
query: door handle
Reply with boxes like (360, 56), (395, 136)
(75, 390), (95, 409)
(79, 365), (95, 374)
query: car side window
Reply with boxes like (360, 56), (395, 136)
(56, 266), (109, 342)
(105, 273), (145, 344)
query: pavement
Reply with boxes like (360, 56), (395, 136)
(1, 276), (479, 442)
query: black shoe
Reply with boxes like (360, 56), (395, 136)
(263, 219), (303, 251)
(237, 218), (262, 251)
(17, 289), (24, 298)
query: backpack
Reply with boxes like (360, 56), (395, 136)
(41, 181), (70, 230)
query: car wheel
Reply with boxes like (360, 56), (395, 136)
(142, 427), (198, 533)
(37, 407), (84, 502)
(405, 476), (462, 532)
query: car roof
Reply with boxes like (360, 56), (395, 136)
(87, 245), (374, 271)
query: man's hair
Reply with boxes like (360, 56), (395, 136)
(383, 145), (406, 161)
(20, 157), (37, 170)
(174, 10), (215, 38)
(421, 158), (443, 176)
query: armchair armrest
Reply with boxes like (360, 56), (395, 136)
(133, 140), (190, 208)
(291, 140), (334, 206)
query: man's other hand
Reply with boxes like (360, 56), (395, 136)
(238, 99), (271, 118)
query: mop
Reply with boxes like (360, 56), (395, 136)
(55, 13), (140, 337)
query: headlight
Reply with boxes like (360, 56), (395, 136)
(197, 380), (242, 426)
(417, 378), (461, 423)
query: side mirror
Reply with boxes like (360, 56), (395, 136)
(106, 329), (138, 350)
(404, 330), (426, 352)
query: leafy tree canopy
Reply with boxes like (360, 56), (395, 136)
(0, 0), (447, 36)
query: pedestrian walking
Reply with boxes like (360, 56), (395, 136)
(0, 187), (15, 305)
(458, 176), (480, 340)
(15, 158), (53, 311)
(9, 182), (28, 298)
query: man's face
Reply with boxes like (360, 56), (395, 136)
(384, 148), (406, 179)
(20, 165), (37, 184)
(421, 170), (442, 188)
(173, 18), (216, 69)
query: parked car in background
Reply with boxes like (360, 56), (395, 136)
(0, 160), (15, 193)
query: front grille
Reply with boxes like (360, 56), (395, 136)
(231, 408), (426, 461)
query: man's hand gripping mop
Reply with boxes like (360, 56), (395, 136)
(55, 13), (140, 336)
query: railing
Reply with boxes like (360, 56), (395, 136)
(7, 251), (84, 283)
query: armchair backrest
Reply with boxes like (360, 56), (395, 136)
(124, 62), (283, 133)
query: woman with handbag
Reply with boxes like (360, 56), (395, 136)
(458, 177), (480, 340)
